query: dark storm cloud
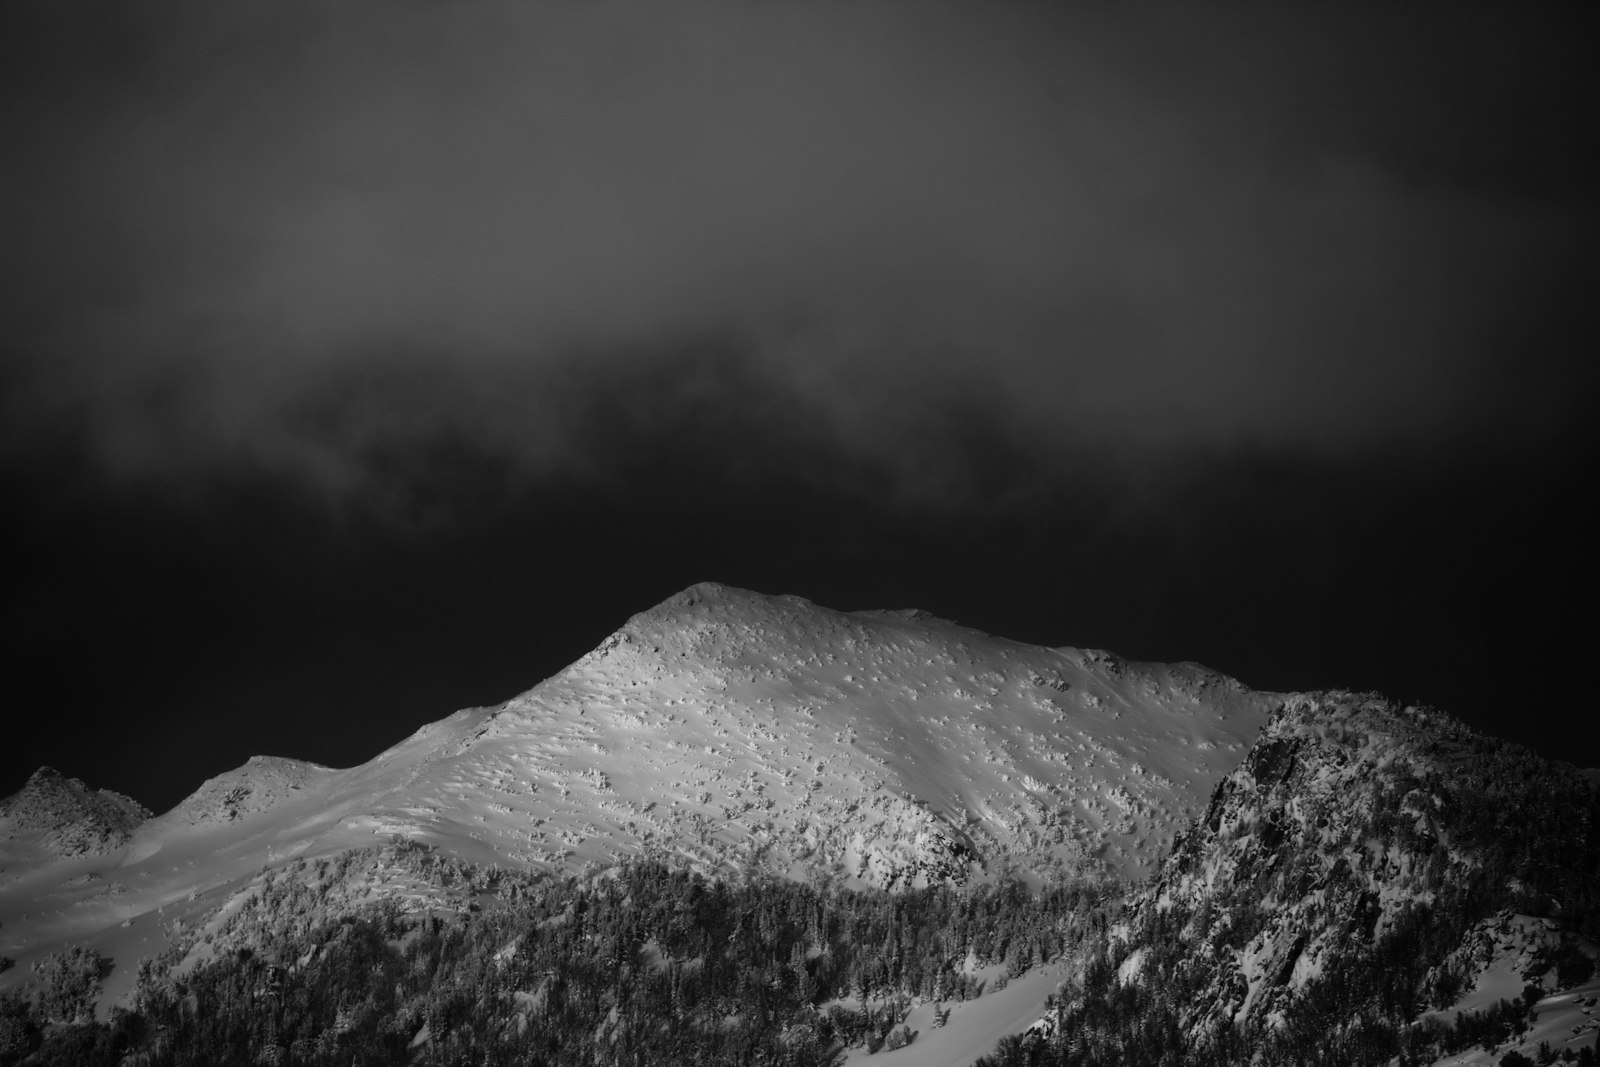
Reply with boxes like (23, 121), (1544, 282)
(2, 0), (1593, 504)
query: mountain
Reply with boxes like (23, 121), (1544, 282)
(4, 585), (1593, 1066)
(0, 584), (1272, 1002)
(1041, 691), (1600, 1065)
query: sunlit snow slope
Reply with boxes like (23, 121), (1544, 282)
(1, 582), (1273, 987)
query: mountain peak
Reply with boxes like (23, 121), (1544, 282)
(25, 764), (64, 785)
(423, 585), (1278, 889)
(631, 582), (807, 624)
(673, 579), (743, 603)
(1, 765), (150, 862)
(582, 583), (845, 668)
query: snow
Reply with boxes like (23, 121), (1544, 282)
(841, 960), (1070, 1067)
(1426, 975), (1600, 1065)
(1421, 917), (1600, 1066)
(1436, 914), (1561, 1017)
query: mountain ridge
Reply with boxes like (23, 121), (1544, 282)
(0, 583), (1272, 998)
(7, 585), (1592, 1065)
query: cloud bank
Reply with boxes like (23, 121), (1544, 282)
(3, 0), (1593, 505)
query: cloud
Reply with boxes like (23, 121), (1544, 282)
(2, 0), (1593, 507)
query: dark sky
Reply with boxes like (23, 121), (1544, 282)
(3, 0), (1595, 813)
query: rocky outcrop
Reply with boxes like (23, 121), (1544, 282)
(156, 755), (335, 828)
(1110, 692), (1600, 1044)
(0, 766), (150, 861)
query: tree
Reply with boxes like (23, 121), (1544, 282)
(0, 992), (41, 1067)
(30, 945), (109, 1025)
(1555, 943), (1596, 988)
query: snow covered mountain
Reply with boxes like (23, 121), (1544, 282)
(2, 585), (1596, 1065)
(1045, 691), (1600, 1064)
(0, 583), (1272, 999)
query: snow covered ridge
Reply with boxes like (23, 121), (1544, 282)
(474, 581), (1275, 888)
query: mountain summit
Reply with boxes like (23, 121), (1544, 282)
(341, 580), (1273, 888)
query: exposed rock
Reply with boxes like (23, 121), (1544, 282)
(1114, 692), (1600, 1043)
(0, 765), (150, 861)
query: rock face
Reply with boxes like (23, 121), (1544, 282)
(1106, 691), (1600, 1049)
(0, 766), (150, 865)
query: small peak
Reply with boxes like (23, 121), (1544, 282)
(12, 766), (86, 800)
(1, 764), (149, 855)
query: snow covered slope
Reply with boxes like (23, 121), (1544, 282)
(0, 582), (1273, 997)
